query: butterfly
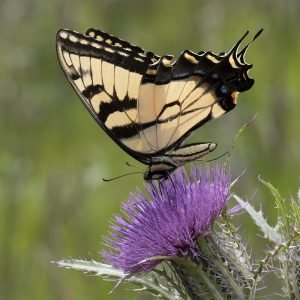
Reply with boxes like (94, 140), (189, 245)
(56, 28), (262, 181)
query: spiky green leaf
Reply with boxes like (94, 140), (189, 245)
(233, 194), (282, 244)
(54, 259), (181, 300)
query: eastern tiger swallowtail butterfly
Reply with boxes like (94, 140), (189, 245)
(56, 28), (262, 181)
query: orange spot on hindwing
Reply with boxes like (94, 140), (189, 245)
(231, 91), (239, 105)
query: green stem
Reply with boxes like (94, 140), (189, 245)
(173, 258), (226, 300)
(196, 266), (227, 300)
(291, 257), (300, 300)
(252, 231), (299, 281)
(173, 233), (252, 300)
(205, 235), (248, 299)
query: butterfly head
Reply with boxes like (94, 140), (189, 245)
(144, 162), (176, 181)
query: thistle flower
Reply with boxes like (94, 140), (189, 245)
(57, 165), (299, 299)
(102, 165), (231, 274)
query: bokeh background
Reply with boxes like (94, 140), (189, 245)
(1, 0), (299, 299)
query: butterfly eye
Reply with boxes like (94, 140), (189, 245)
(220, 84), (230, 95)
(211, 72), (220, 79)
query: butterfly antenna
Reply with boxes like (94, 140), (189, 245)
(238, 28), (263, 63)
(196, 151), (229, 163)
(125, 161), (144, 172)
(102, 171), (143, 182)
(158, 180), (163, 195)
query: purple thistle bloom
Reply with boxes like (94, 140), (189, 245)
(102, 165), (231, 274)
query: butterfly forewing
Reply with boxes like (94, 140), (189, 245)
(56, 29), (157, 163)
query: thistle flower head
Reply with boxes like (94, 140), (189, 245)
(102, 165), (231, 274)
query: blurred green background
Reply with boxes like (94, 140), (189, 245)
(0, 0), (299, 299)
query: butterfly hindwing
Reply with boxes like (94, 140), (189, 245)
(136, 45), (253, 154)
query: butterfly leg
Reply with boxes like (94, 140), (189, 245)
(167, 174), (176, 190)
(165, 142), (217, 166)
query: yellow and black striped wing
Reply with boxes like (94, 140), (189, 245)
(56, 28), (159, 163)
(57, 28), (258, 163)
